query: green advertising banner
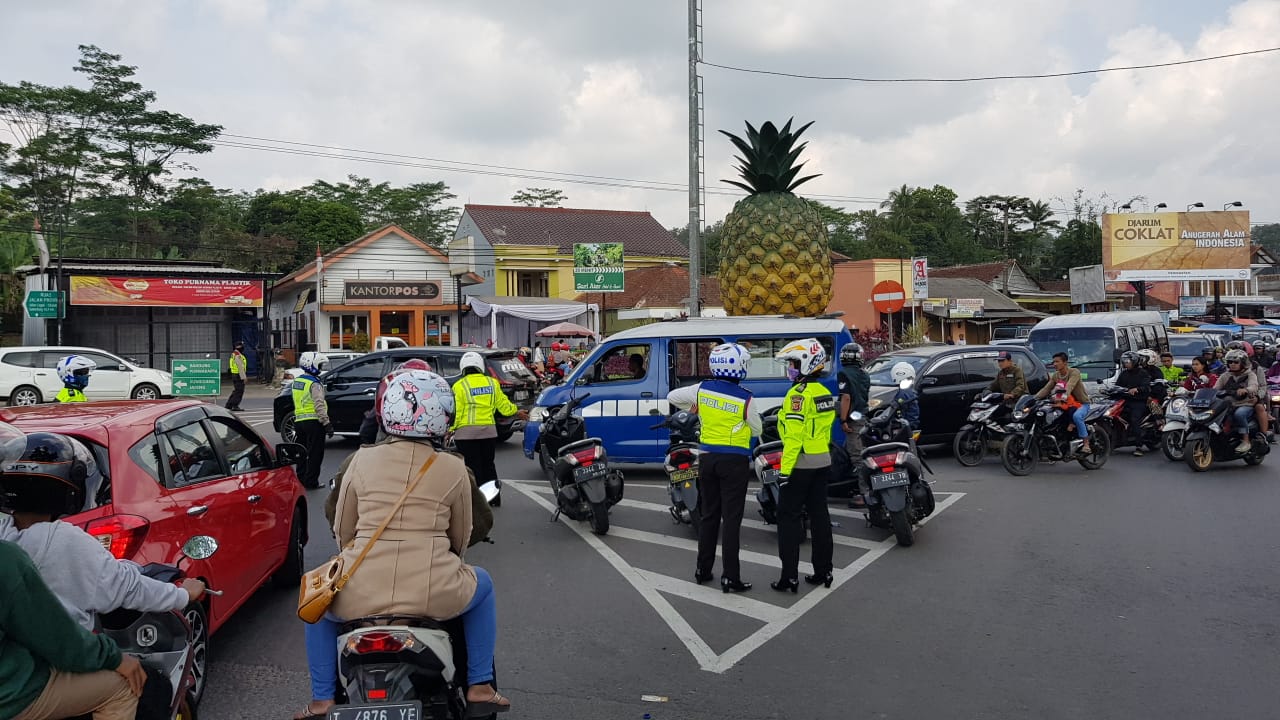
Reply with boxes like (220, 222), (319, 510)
(573, 242), (625, 292)
(171, 358), (222, 396)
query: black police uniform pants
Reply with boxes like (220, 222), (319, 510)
(456, 437), (499, 487)
(295, 419), (326, 488)
(777, 465), (834, 582)
(225, 378), (245, 409)
(696, 453), (750, 582)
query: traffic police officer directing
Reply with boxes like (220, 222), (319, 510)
(451, 351), (528, 507)
(772, 338), (836, 593)
(55, 356), (95, 403)
(667, 343), (762, 594)
(292, 351), (331, 489)
(226, 341), (248, 411)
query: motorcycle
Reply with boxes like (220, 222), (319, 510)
(97, 536), (223, 720)
(952, 392), (1015, 467)
(650, 410), (702, 528)
(1160, 387), (1192, 461)
(856, 384), (936, 546)
(534, 391), (624, 534)
(1183, 388), (1271, 472)
(1099, 381), (1165, 452)
(753, 408), (854, 528)
(1000, 393), (1112, 476)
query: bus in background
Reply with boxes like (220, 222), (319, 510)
(1026, 311), (1168, 388)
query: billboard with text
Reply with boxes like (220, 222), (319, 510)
(1102, 210), (1250, 282)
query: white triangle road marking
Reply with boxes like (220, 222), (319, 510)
(505, 478), (965, 673)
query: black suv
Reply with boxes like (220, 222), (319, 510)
(274, 348), (539, 443)
(863, 344), (1048, 444)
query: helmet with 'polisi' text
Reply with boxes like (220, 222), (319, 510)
(708, 343), (751, 380)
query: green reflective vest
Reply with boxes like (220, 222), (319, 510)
(451, 373), (518, 430)
(778, 381), (837, 475)
(696, 380), (753, 455)
(56, 387), (86, 403)
(229, 352), (246, 376)
(292, 377), (319, 422)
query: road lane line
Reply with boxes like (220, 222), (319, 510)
(606, 525), (814, 575)
(633, 569), (786, 623)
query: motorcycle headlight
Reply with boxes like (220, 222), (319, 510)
(529, 406), (548, 423)
(867, 398), (883, 409)
(1271, 395), (1280, 404)
(1170, 399), (1187, 412)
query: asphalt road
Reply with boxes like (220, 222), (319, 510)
(206, 393), (1280, 719)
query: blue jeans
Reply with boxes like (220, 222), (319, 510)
(1232, 406), (1254, 436)
(1072, 404), (1090, 439)
(304, 567), (498, 701)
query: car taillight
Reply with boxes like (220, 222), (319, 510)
(349, 630), (413, 655)
(84, 515), (149, 559)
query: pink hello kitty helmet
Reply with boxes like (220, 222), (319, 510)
(376, 370), (455, 439)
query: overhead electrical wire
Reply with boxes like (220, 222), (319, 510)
(701, 46), (1280, 83)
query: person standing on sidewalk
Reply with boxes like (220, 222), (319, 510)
(292, 351), (331, 489)
(450, 352), (528, 507)
(667, 343), (762, 594)
(225, 342), (248, 411)
(771, 338), (836, 594)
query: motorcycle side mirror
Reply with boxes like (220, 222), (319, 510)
(479, 481), (499, 504)
(899, 379), (914, 390)
(182, 535), (219, 560)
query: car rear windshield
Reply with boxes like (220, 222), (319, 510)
(487, 354), (536, 383)
(863, 354), (930, 386)
(1027, 327), (1117, 370)
(1169, 335), (1212, 357)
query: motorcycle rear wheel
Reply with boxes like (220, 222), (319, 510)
(889, 509), (915, 546)
(952, 426), (986, 467)
(1078, 426), (1111, 470)
(1185, 438), (1213, 472)
(1161, 430), (1186, 462)
(1000, 434), (1039, 476)
(588, 501), (610, 535)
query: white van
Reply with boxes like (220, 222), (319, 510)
(1026, 311), (1168, 386)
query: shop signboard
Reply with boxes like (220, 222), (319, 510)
(343, 280), (442, 305)
(171, 358), (221, 396)
(573, 242), (625, 292)
(1102, 210), (1251, 282)
(24, 290), (64, 318)
(950, 298), (985, 319)
(911, 257), (928, 300)
(70, 277), (263, 307)
(1178, 296), (1209, 316)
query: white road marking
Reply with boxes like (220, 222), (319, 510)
(506, 479), (965, 673)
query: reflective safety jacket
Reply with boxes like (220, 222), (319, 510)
(696, 379), (754, 455)
(229, 352), (246, 378)
(451, 372), (518, 431)
(778, 381), (837, 475)
(292, 376), (321, 422)
(55, 387), (86, 403)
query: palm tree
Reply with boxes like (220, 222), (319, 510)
(880, 184), (915, 235)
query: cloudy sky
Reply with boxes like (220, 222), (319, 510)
(3, 0), (1278, 229)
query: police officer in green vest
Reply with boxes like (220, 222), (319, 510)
(292, 351), (331, 489)
(225, 342), (248, 411)
(667, 343), (762, 594)
(55, 355), (95, 403)
(771, 338), (836, 593)
(450, 352), (528, 506)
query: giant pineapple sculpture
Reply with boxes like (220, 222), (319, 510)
(718, 119), (832, 316)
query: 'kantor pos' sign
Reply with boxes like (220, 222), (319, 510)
(573, 242), (624, 292)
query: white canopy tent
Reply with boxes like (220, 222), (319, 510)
(464, 296), (600, 347)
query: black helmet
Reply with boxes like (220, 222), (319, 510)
(0, 432), (88, 517)
(1120, 351), (1139, 368)
(840, 343), (863, 364)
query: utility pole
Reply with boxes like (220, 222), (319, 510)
(687, 0), (702, 317)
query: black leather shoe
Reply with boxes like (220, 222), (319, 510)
(804, 571), (834, 588)
(721, 578), (752, 593)
(770, 578), (799, 594)
(694, 569), (715, 584)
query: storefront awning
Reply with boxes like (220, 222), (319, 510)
(467, 296), (598, 322)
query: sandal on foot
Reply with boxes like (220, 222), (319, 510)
(293, 703), (331, 720)
(467, 688), (511, 716)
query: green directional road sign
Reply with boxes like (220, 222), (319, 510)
(24, 290), (63, 319)
(171, 358), (222, 397)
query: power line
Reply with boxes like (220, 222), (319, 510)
(701, 46), (1280, 83)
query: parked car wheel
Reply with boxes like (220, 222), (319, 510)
(185, 601), (210, 704)
(8, 385), (41, 406)
(272, 507), (306, 589)
(131, 383), (161, 400)
(280, 411), (298, 444)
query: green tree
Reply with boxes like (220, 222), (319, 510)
(300, 175), (459, 245)
(0, 80), (99, 231)
(245, 191), (362, 268)
(806, 200), (859, 257)
(1253, 223), (1280, 257)
(670, 220), (723, 277)
(511, 187), (567, 207)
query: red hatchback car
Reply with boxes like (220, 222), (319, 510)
(0, 400), (308, 703)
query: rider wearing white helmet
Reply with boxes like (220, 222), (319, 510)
(666, 343), (763, 593)
(888, 362), (922, 430)
(770, 338), (836, 593)
(292, 350), (331, 488)
(55, 355), (96, 403)
(450, 352), (529, 504)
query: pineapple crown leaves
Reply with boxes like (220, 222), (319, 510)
(719, 118), (821, 195)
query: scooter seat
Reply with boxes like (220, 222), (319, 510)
(559, 437), (603, 454)
(862, 441), (910, 456)
(341, 614), (448, 633)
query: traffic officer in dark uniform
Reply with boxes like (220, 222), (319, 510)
(666, 343), (762, 594)
(771, 338), (836, 593)
(226, 342), (248, 411)
(292, 351), (331, 489)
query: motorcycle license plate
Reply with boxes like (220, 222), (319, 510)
(869, 470), (910, 491)
(670, 467), (699, 484)
(514, 390), (530, 402)
(574, 463), (607, 481)
(761, 468), (780, 485)
(329, 700), (422, 720)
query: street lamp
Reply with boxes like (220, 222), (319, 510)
(1154, 203), (1168, 210)
(1187, 202), (1204, 211)
(1224, 201), (1243, 210)
(1119, 202), (1133, 212)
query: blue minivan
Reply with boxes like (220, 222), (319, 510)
(522, 317), (856, 464)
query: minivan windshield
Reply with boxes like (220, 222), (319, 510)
(863, 354), (929, 386)
(1027, 327), (1117, 370)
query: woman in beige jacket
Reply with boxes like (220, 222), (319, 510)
(297, 370), (509, 719)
